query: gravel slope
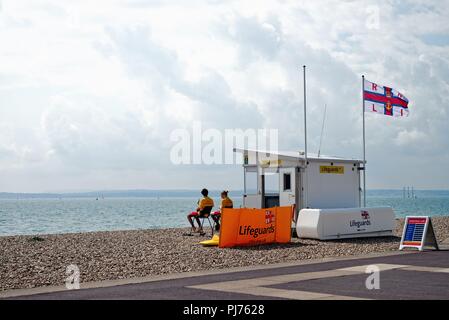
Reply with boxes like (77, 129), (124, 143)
(1, 217), (448, 291)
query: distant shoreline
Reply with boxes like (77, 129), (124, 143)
(0, 190), (245, 199)
(2, 189), (449, 199)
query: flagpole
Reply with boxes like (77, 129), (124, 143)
(303, 65), (308, 209)
(362, 75), (366, 207)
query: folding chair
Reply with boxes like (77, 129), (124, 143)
(198, 206), (214, 236)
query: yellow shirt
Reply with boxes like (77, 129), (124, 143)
(220, 197), (233, 209)
(198, 196), (214, 210)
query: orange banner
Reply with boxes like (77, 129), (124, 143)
(219, 206), (293, 248)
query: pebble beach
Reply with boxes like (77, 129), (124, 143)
(1, 217), (449, 292)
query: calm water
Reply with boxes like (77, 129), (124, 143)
(1, 190), (448, 236)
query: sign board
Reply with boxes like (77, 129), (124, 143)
(219, 206), (292, 248)
(319, 166), (344, 174)
(399, 216), (439, 251)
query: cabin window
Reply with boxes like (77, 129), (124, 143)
(283, 173), (291, 191)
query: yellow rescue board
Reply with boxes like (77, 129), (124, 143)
(199, 234), (220, 246)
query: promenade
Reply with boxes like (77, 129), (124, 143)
(2, 245), (449, 300)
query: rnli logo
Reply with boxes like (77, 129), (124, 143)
(265, 210), (275, 224)
(350, 210), (371, 229)
(361, 210), (370, 220)
(385, 87), (393, 115)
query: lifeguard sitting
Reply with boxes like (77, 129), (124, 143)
(187, 188), (214, 234)
(211, 190), (233, 231)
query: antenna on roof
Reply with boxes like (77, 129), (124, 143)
(317, 104), (327, 158)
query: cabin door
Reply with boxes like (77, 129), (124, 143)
(279, 167), (301, 223)
(279, 167), (297, 206)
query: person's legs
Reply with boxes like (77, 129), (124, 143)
(187, 212), (198, 231)
(194, 216), (202, 232)
(212, 213), (220, 231)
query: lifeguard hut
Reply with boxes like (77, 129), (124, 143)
(235, 148), (363, 219)
(234, 148), (395, 239)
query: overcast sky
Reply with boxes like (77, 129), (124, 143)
(1, 0), (449, 193)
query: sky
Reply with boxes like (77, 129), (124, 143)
(0, 0), (449, 193)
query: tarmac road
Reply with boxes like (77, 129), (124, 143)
(2, 249), (449, 300)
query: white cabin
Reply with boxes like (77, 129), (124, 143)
(234, 148), (364, 222)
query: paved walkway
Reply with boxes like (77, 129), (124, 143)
(2, 249), (449, 300)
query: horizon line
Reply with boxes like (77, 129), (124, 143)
(1, 188), (449, 195)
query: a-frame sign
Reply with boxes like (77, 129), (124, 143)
(399, 216), (439, 251)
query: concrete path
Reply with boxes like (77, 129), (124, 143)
(2, 249), (449, 300)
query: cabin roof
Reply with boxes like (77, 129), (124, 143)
(233, 148), (364, 164)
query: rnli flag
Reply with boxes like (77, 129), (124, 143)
(363, 79), (409, 117)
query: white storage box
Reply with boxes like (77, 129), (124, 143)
(296, 207), (395, 240)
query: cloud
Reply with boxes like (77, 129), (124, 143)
(1, 0), (449, 191)
(102, 25), (265, 131)
(394, 129), (428, 147)
(222, 14), (282, 64)
(41, 95), (168, 171)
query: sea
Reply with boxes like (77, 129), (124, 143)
(1, 190), (448, 236)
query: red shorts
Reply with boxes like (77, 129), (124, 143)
(188, 211), (209, 218)
(212, 211), (220, 216)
